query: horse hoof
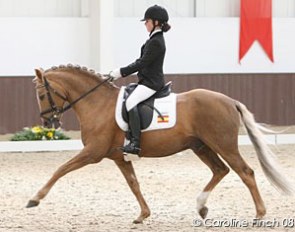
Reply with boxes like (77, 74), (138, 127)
(26, 200), (40, 208)
(199, 206), (208, 219)
(256, 212), (266, 219)
(133, 219), (143, 224)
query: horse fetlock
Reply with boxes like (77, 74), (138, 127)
(133, 210), (150, 224)
(256, 208), (266, 219)
(196, 191), (210, 210)
(142, 210), (151, 219)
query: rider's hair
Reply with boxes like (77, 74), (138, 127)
(161, 21), (171, 32)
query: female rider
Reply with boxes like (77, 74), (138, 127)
(109, 5), (171, 156)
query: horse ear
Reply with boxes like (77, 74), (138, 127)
(33, 68), (44, 83)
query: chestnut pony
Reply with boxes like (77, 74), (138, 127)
(28, 65), (293, 223)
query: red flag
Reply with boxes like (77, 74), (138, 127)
(239, 0), (274, 62)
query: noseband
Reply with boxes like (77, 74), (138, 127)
(39, 75), (112, 127)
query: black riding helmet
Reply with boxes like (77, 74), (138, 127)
(141, 5), (170, 35)
(141, 5), (169, 23)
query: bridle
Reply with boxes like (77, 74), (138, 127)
(38, 75), (112, 127)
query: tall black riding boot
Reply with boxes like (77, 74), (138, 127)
(123, 107), (141, 155)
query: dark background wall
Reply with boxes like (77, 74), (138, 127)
(0, 74), (294, 134)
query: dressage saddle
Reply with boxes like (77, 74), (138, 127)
(122, 82), (172, 130)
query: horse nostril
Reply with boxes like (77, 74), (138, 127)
(43, 121), (50, 128)
(54, 120), (61, 129)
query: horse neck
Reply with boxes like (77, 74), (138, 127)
(50, 70), (119, 124)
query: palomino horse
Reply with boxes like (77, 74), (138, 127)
(28, 65), (294, 223)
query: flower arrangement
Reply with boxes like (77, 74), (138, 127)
(10, 126), (70, 141)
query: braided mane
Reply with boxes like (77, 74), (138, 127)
(45, 64), (116, 88)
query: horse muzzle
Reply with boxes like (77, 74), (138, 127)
(42, 116), (62, 129)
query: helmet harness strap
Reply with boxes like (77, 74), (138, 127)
(150, 20), (163, 36)
(150, 20), (156, 36)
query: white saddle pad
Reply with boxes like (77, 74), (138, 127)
(115, 87), (177, 132)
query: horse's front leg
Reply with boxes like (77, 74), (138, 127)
(26, 147), (102, 208)
(114, 159), (150, 224)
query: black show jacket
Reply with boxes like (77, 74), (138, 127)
(120, 31), (166, 91)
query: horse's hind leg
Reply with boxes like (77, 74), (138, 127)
(114, 159), (150, 224)
(27, 147), (101, 207)
(218, 146), (266, 218)
(192, 144), (230, 219)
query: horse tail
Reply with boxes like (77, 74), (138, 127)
(236, 101), (294, 195)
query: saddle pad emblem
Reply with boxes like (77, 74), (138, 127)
(157, 115), (169, 123)
(115, 87), (177, 132)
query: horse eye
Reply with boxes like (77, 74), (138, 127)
(39, 94), (45, 101)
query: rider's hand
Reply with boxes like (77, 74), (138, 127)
(109, 69), (122, 81)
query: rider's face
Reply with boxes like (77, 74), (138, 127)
(144, 19), (154, 33)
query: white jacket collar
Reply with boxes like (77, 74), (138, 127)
(149, 29), (162, 38)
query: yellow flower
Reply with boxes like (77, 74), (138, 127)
(47, 131), (54, 139)
(32, 126), (42, 133)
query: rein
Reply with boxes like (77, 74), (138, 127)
(40, 75), (112, 124)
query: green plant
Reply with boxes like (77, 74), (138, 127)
(10, 126), (70, 141)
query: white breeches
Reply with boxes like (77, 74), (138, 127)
(126, 85), (156, 111)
